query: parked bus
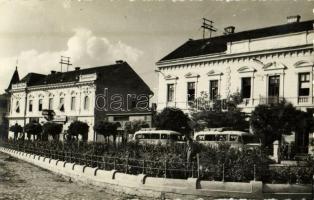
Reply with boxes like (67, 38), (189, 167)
(133, 129), (185, 145)
(194, 130), (261, 149)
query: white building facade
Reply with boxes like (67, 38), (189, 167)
(156, 17), (314, 114)
(7, 61), (153, 141)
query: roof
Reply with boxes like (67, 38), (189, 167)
(6, 67), (20, 91)
(159, 20), (314, 62)
(135, 130), (181, 134)
(16, 62), (153, 95)
(194, 131), (251, 136)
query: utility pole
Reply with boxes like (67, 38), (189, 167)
(59, 56), (72, 72)
(201, 18), (217, 39)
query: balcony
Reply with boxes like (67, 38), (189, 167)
(259, 96), (285, 105)
(298, 96), (310, 104)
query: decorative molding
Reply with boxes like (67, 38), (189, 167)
(294, 60), (314, 68)
(207, 70), (223, 76)
(59, 92), (66, 97)
(184, 72), (200, 78)
(263, 61), (287, 71)
(164, 74), (178, 80)
(237, 66), (256, 73)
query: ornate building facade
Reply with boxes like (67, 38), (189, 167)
(156, 16), (314, 114)
(156, 16), (314, 153)
(7, 61), (153, 141)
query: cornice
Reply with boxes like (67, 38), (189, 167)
(156, 44), (313, 68)
(10, 81), (95, 93)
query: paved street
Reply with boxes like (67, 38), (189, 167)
(0, 152), (137, 200)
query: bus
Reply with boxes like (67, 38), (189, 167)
(133, 129), (185, 145)
(194, 130), (261, 149)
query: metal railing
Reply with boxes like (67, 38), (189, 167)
(1, 141), (313, 184)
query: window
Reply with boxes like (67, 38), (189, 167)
(187, 82), (195, 101)
(71, 96), (76, 111)
(59, 97), (65, 112)
(15, 101), (20, 113)
(48, 98), (54, 110)
(229, 135), (239, 142)
(268, 75), (280, 97)
(84, 96), (90, 110)
(241, 77), (251, 98)
(29, 100), (33, 112)
(209, 80), (218, 100)
(113, 116), (129, 121)
(298, 73), (310, 96)
(38, 99), (43, 111)
(167, 84), (174, 102)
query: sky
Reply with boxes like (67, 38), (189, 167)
(0, 0), (313, 103)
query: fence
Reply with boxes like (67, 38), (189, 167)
(2, 142), (198, 179)
(1, 141), (313, 184)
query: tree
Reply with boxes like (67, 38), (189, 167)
(42, 122), (63, 141)
(9, 123), (23, 141)
(94, 120), (119, 144)
(250, 101), (311, 148)
(191, 110), (248, 131)
(154, 107), (191, 135)
(67, 121), (89, 142)
(123, 120), (149, 144)
(24, 122), (42, 140)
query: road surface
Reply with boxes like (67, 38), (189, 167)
(0, 152), (138, 200)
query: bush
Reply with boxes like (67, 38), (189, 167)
(24, 122), (42, 140)
(9, 123), (23, 140)
(68, 121), (89, 141)
(42, 122), (63, 141)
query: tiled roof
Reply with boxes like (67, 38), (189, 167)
(17, 62), (153, 95)
(159, 20), (314, 62)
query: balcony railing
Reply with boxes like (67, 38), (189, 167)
(259, 96), (285, 105)
(298, 96), (310, 104)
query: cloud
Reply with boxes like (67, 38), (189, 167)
(0, 28), (143, 93)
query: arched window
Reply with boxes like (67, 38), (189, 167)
(15, 101), (20, 113)
(84, 96), (90, 110)
(38, 99), (43, 111)
(71, 96), (76, 111)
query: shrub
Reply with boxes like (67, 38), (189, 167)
(42, 122), (63, 141)
(9, 123), (23, 141)
(24, 122), (42, 140)
(68, 121), (89, 141)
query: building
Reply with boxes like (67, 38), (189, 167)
(7, 61), (153, 141)
(156, 16), (314, 152)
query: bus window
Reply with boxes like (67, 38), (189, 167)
(196, 135), (205, 141)
(161, 134), (168, 139)
(242, 135), (260, 144)
(216, 134), (227, 141)
(135, 134), (143, 139)
(142, 134), (151, 139)
(151, 133), (160, 139)
(229, 135), (239, 142)
(170, 134), (182, 141)
(204, 135), (215, 141)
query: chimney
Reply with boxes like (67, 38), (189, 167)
(224, 26), (235, 35)
(75, 67), (80, 71)
(51, 70), (56, 74)
(287, 15), (301, 23)
(115, 60), (124, 64)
